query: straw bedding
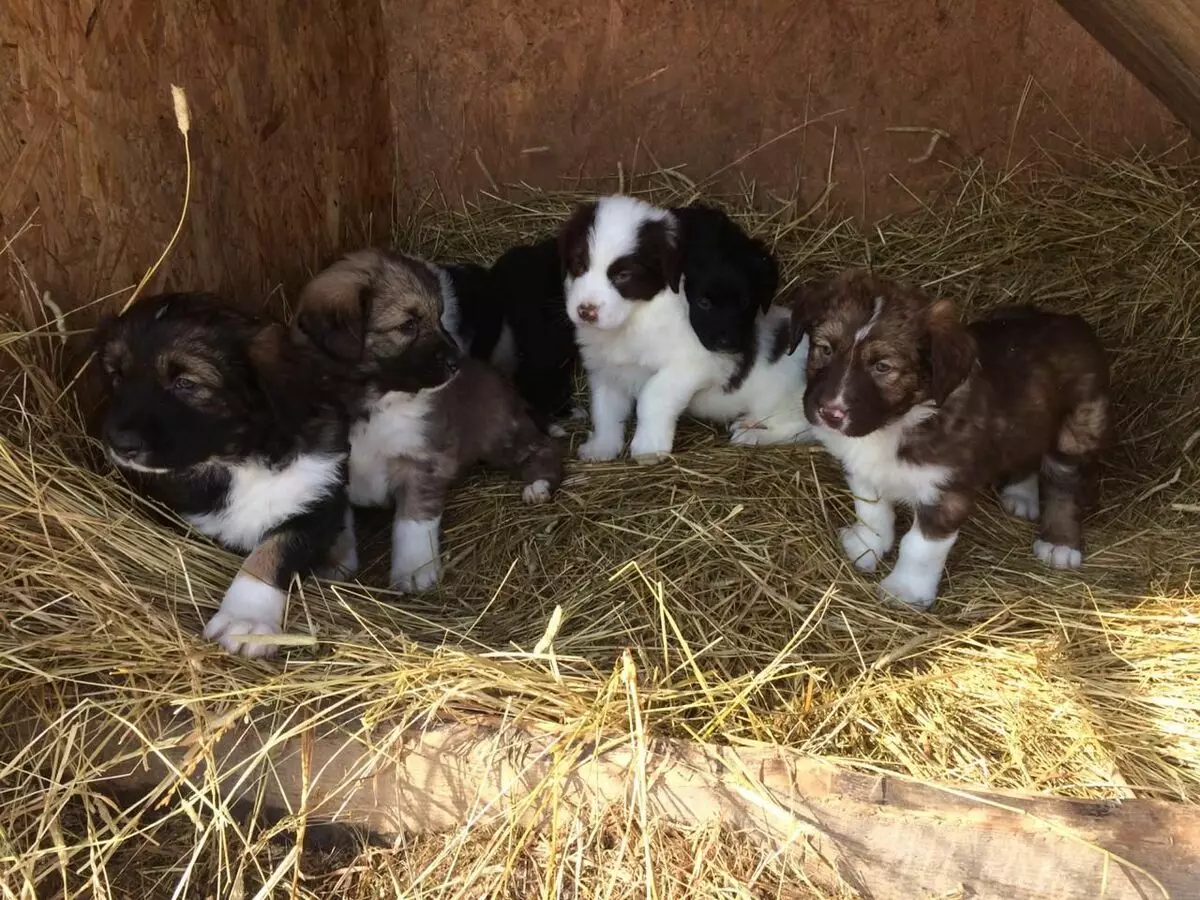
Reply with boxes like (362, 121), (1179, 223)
(2, 144), (1200, 898)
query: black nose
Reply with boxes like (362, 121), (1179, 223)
(104, 425), (143, 457)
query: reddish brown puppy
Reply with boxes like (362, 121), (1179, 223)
(788, 270), (1111, 609)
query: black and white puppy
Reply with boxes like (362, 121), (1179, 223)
(560, 195), (812, 462)
(422, 259), (519, 377)
(95, 292), (353, 658)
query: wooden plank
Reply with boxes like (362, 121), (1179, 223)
(20, 714), (1197, 900)
(1059, 0), (1200, 135)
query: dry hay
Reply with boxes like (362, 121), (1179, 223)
(2, 143), (1200, 898)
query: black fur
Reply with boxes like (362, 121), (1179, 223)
(440, 261), (506, 359)
(489, 237), (579, 421)
(670, 204), (780, 357)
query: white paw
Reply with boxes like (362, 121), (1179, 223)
(522, 478), (553, 505)
(729, 423), (767, 446)
(878, 568), (938, 611)
(390, 561), (441, 592)
(628, 430), (673, 465)
(1033, 540), (1082, 569)
(390, 518), (441, 592)
(578, 433), (624, 461)
(1000, 476), (1039, 521)
(548, 423), (568, 439)
(569, 405), (589, 422)
(202, 574), (286, 657)
(839, 522), (892, 573)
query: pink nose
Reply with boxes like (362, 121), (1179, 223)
(577, 303), (598, 323)
(818, 403), (847, 429)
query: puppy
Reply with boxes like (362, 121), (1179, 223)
(788, 270), (1111, 609)
(559, 195), (811, 463)
(94, 292), (352, 657)
(422, 259), (519, 376)
(293, 249), (563, 591)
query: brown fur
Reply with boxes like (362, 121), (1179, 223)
(293, 249), (563, 591)
(381, 358), (563, 522)
(788, 270), (1112, 603)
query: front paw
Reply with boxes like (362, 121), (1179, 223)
(729, 420), (767, 446)
(1033, 540), (1082, 570)
(390, 559), (441, 592)
(203, 574), (286, 657)
(878, 568), (938, 611)
(522, 478), (554, 505)
(628, 430), (673, 465)
(840, 522), (892, 573)
(578, 433), (624, 461)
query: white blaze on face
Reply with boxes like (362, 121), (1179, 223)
(565, 196), (673, 331)
(831, 295), (886, 409)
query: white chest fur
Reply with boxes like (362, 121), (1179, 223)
(576, 291), (733, 395)
(348, 390), (434, 507)
(815, 406), (950, 506)
(187, 453), (345, 552)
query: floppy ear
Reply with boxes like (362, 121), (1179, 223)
(557, 202), (597, 277)
(746, 239), (780, 313)
(923, 298), (977, 404)
(784, 279), (830, 353)
(293, 261), (370, 362)
(247, 323), (318, 430)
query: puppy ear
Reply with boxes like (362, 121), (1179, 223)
(247, 323), (315, 430)
(646, 215), (682, 294)
(557, 202), (597, 277)
(293, 261), (370, 362)
(924, 298), (977, 404)
(783, 279), (830, 353)
(747, 239), (780, 313)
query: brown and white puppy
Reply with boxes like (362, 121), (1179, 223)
(789, 270), (1111, 610)
(293, 249), (563, 591)
(95, 292), (353, 657)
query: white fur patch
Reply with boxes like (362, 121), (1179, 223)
(879, 527), (958, 610)
(434, 264), (467, 351)
(813, 405), (950, 507)
(489, 323), (518, 377)
(187, 453), (345, 552)
(1034, 540), (1082, 569)
(522, 479), (552, 504)
(348, 390), (435, 507)
(390, 516), (441, 592)
(202, 574), (287, 657)
(1000, 473), (1040, 521)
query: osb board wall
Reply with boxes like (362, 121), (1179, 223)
(0, 0), (1189, 322)
(385, 0), (1185, 219)
(0, 2), (392, 324)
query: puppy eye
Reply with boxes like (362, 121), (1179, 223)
(695, 297), (713, 311)
(172, 375), (198, 394)
(610, 270), (631, 287)
(872, 360), (894, 376)
(813, 340), (832, 358)
(397, 320), (417, 336)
